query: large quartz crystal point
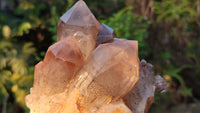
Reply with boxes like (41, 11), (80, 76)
(26, 37), (85, 109)
(57, 0), (99, 40)
(96, 23), (114, 45)
(69, 40), (139, 112)
(124, 60), (167, 113)
(57, 0), (99, 60)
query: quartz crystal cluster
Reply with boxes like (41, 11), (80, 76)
(26, 0), (167, 113)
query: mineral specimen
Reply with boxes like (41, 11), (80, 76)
(26, 0), (167, 113)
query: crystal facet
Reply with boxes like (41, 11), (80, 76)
(96, 23), (114, 45)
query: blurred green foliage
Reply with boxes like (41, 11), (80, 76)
(102, 6), (151, 59)
(0, 0), (200, 113)
(0, 34), (35, 112)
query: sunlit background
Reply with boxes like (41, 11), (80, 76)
(0, 0), (200, 113)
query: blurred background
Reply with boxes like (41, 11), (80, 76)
(0, 0), (200, 113)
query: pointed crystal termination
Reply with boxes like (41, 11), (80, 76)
(58, 0), (99, 38)
(96, 23), (115, 46)
(59, 0), (99, 30)
(57, 0), (99, 60)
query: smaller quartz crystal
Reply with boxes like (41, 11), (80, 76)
(124, 60), (167, 113)
(96, 23), (114, 45)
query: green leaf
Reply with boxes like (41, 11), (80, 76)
(18, 22), (32, 36)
